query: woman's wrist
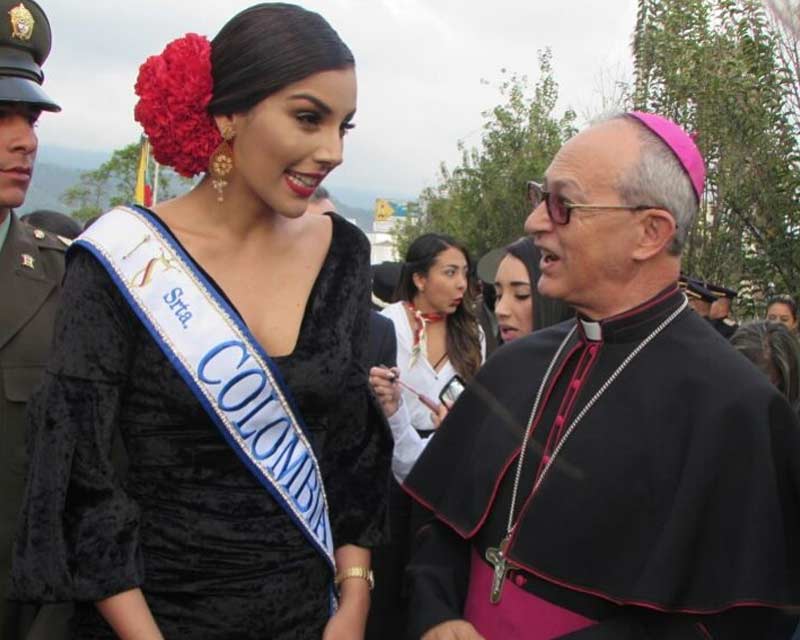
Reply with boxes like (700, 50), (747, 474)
(333, 545), (371, 615)
(336, 567), (372, 606)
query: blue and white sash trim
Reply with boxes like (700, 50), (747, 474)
(75, 206), (337, 580)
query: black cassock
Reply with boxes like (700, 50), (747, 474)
(405, 287), (800, 639)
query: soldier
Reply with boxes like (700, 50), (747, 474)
(684, 277), (715, 318)
(707, 282), (739, 339)
(0, 2), (69, 638)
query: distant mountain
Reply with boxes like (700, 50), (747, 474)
(21, 145), (414, 231)
(332, 197), (373, 230)
(37, 145), (110, 171)
(17, 162), (83, 215)
(327, 185), (417, 231)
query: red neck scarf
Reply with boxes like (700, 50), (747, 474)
(406, 302), (445, 367)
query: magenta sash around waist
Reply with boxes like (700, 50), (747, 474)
(464, 546), (596, 639)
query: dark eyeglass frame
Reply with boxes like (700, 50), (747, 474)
(527, 181), (658, 225)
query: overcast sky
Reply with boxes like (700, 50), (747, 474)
(38, 0), (637, 198)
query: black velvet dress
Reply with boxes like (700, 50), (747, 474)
(10, 211), (392, 639)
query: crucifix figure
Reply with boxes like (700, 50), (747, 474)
(485, 535), (511, 604)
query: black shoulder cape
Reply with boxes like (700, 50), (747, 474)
(404, 301), (800, 613)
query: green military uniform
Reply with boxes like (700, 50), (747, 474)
(0, 1), (68, 637)
(0, 215), (71, 639)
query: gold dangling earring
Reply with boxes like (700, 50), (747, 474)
(209, 125), (235, 203)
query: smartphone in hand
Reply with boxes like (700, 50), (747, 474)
(439, 374), (466, 410)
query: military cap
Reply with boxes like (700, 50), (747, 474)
(685, 279), (716, 303)
(371, 261), (402, 305)
(706, 282), (737, 300)
(0, 1), (59, 111)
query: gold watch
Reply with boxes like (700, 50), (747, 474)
(334, 566), (374, 591)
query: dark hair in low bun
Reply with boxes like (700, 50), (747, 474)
(208, 3), (354, 116)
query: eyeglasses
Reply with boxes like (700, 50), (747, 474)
(527, 181), (657, 225)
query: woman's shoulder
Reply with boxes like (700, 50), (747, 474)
(66, 243), (121, 290)
(327, 211), (369, 255)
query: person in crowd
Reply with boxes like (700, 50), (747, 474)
(369, 233), (484, 483)
(766, 294), (799, 334)
(363, 275), (402, 640)
(0, 2), (71, 638)
(732, 321), (800, 414)
(707, 282), (739, 338)
(20, 209), (82, 240)
(404, 112), (800, 639)
(366, 233), (483, 640)
(363, 309), (401, 640)
(306, 185), (335, 215)
(476, 247), (505, 356)
(11, 5), (391, 639)
(370, 260), (402, 310)
(493, 237), (572, 344)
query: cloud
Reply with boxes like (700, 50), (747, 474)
(38, 0), (637, 197)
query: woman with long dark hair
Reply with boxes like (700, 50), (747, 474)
(494, 237), (573, 344)
(370, 233), (483, 482)
(366, 234), (482, 640)
(732, 321), (800, 414)
(11, 5), (390, 639)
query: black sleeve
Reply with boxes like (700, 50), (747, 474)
(366, 312), (397, 369)
(406, 519), (471, 639)
(323, 228), (393, 548)
(10, 249), (143, 603)
(380, 318), (398, 369)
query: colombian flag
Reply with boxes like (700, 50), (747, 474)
(134, 136), (155, 207)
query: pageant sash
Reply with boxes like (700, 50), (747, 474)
(74, 206), (336, 577)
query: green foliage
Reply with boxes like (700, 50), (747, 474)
(395, 51), (576, 260)
(634, 0), (800, 315)
(61, 143), (188, 221)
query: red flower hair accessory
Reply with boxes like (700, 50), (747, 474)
(134, 33), (222, 178)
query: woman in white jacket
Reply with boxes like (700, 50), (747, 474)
(370, 233), (484, 481)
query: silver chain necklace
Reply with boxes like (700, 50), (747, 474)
(484, 295), (688, 604)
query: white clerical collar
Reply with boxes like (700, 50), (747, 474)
(580, 318), (603, 342)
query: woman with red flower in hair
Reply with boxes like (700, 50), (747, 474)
(11, 4), (390, 639)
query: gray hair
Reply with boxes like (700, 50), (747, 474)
(731, 321), (800, 411)
(596, 113), (698, 255)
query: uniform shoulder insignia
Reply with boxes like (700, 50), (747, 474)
(29, 227), (69, 252)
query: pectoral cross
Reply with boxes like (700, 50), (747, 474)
(485, 535), (511, 604)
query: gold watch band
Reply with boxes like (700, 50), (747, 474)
(334, 566), (374, 591)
